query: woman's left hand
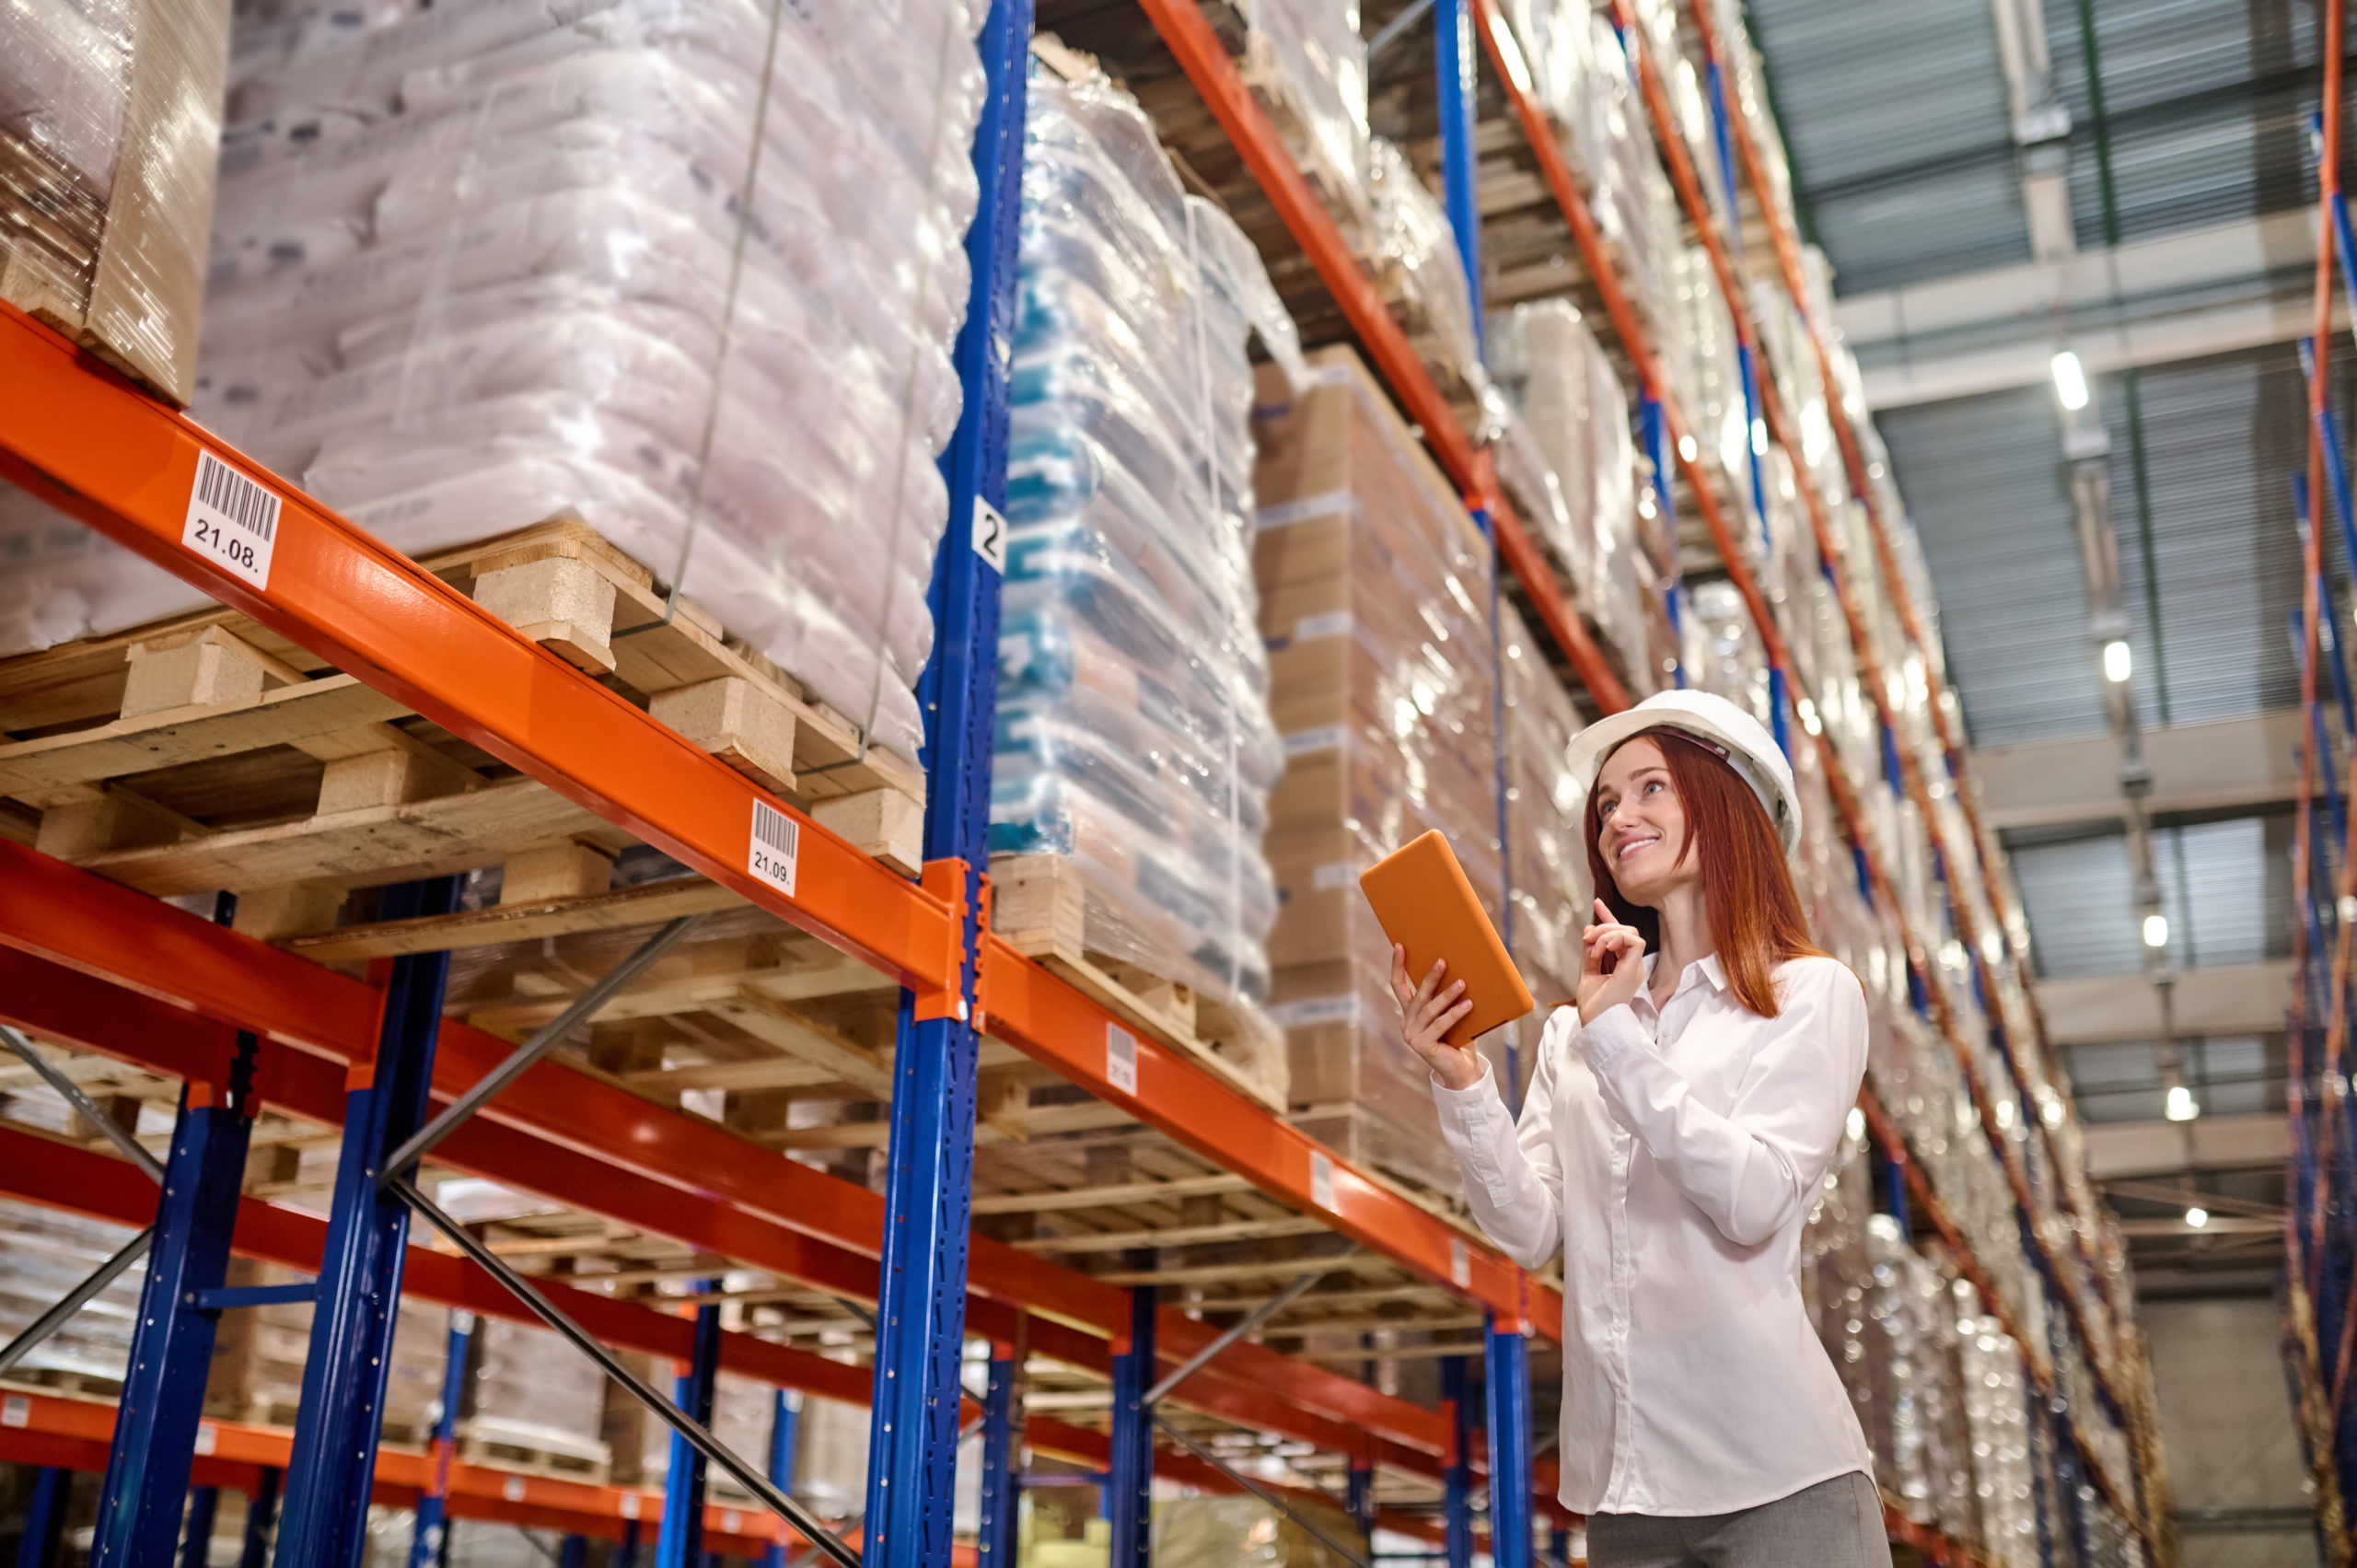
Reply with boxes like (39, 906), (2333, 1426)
(1578, 898), (1646, 1025)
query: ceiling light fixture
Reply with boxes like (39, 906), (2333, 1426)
(2102, 639), (2132, 682)
(2184, 1206), (2209, 1228)
(2051, 349), (2089, 410)
(2165, 1083), (2200, 1121)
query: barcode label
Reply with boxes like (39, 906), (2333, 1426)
(503, 1476), (526, 1502)
(1283, 725), (1345, 756)
(1449, 1237), (1470, 1288)
(1106, 1024), (1138, 1096)
(621, 1495), (643, 1521)
(1294, 611), (1352, 642)
(1310, 1150), (1335, 1211)
(721, 1512), (742, 1533)
(194, 1423), (217, 1455)
(1, 1395), (27, 1428)
(748, 799), (799, 896)
(1310, 862), (1358, 892)
(182, 451), (281, 590)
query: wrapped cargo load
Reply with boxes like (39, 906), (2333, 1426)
(1364, 135), (1486, 431)
(1154, 1494), (1362, 1567)
(1485, 299), (1655, 694)
(1500, 600), (1592, 1018)
(1252, 345), (1506, 1194)
(0, 0), (989, 767)
(1232, 0), (1374, 250)
(0, 0), (229, 401)
(992, 64), (1299, 1035)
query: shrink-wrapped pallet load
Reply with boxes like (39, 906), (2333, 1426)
(0, 0), (989, 769)
(990, 63), (1297, 1075)
(1250, 345), (1506, 1194)
(0, 0), (229, 401)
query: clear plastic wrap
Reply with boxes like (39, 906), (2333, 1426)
(1233, 0), (1373, 250)
(991, 66), (1285, 1015)
(1364, 136), (1486, 424)
(1484, 299), (1650, 689)
(0, 0), (228, 401)
(6, 0), (987, 767)
(1252, 347), (1506, 1195)
(465, 1316), (610, 1466)
(1153, 1494), (1362, 1567)
(0, 1194), (145, 1383)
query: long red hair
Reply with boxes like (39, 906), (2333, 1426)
(1583, 728), (1823, 1018)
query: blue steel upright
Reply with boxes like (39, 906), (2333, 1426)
(975, 1351), (1022, 1565)
(1483, 1317), (1533, 1568)
(179, 1486), (219, 1568)
(90, 1030), (261, 1568)
(762, 1390), (802, 1568)
(656, 1299), (723, 1568)
(18, 1468), (70, 1568)
(409, 1310), (474, 1568)
(858, 1), (1029, 1562)
(1441, 1357), (1474, 1568)
(1434, 0), (1486, 333)
(1104, 1286), (1155, 1568)
(275, 877), (462, 1568)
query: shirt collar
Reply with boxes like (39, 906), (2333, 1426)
(1639, 951), (1729, 998)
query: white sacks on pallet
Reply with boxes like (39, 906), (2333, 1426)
(0, 0), (989, 766)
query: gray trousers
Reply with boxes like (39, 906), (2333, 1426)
(1585, 1471), (1894, 1568)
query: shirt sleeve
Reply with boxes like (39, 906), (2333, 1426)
(1581, 959), (1867, 1248)
(1429, 1008), (1574, 1270)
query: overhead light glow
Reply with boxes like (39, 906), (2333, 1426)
(2142, 912), (2169, 948)
(2165, 1083), (2200, 1121)
(2051, 349), (2090, 410)
(1752, 420), (1768, 456)
(2103, 639), (2132, 683)
(1678, 434), (1699, 462)
(1847, 1107), (1867, 1143)
(2184, 1206), (2209, 1229)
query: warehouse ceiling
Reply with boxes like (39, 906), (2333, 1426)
(1741, 0), (2357, 1294)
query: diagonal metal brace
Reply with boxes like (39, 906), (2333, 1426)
(0, 1225), (154, 1377)
(391, 1179), (859, 1568)
(377, 912), (710, 1186)
(1145, 1252), (1353, 1408)
(1152, 1411), (1372, 1568)
(2, 1025), (166, 1181)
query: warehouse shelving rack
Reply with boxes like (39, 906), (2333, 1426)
(0, 4), (2149, 1568)
(2286, 0), (2357, 1542)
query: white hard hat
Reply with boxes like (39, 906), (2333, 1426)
(1563, 690), (1802, 852)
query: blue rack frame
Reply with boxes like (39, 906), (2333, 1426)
(857, 1), (1031, 1563)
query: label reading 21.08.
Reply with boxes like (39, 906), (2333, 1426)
(181, 451), (281, 590)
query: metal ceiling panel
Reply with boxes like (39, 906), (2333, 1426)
(1879, 388), (2106, 746)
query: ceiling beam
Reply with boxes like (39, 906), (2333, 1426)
(1970, 710), (2304, 830)
(2035, 961), (2292, 1044)
(2081, 1111), (2289, 1179)
(1831, 212), (2340, 408)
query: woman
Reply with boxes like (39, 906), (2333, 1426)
(1390, 690), (1885, 1568)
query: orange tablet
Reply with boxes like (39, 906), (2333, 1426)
(1359, 830), (1535, 1048)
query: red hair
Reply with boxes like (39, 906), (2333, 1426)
(1584, 728), (1824, 1018)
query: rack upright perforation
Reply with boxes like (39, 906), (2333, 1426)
(0, 4), (2158, 1568)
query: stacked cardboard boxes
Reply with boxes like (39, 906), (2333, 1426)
(1251, 345), (1509, 1193)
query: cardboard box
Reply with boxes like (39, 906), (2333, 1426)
(0, 0), (229, 405)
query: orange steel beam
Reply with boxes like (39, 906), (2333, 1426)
(1132, 0), (1632, 714)
(1473, 3), (2143, 1517)
(981, 933), (1562, 1337)
(0, 842), (1498, 1476)
(0, 1388), (861, 1559)
(1605, 3), (2136, 1421)
(0, 302), (957, 997)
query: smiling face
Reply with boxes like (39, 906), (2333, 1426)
(1591, 736), (1701, 906)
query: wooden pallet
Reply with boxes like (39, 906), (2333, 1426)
(988, 851), (1289, 1112)
(0, 519), (924, 944)
(457, 1418), (613, 1484)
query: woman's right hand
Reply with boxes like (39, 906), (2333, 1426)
(1390, 944), (1485, 1091)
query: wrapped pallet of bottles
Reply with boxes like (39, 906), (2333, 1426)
(0, 0), (988, 775)
(990, 60), (1303, 1088)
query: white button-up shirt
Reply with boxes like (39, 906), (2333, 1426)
(1432, 952), (1875, 1516)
